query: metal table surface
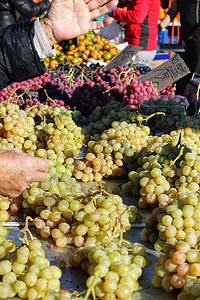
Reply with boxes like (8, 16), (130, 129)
(0, 179), (178, 300)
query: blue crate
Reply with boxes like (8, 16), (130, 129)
(157, 29), (168, 44)
(167, 36), (178, 44)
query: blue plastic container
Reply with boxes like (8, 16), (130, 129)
(157, 29), (168, 44)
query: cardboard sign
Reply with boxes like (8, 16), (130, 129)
(138, 54), (191, 91)
(105, 46), (142, 70)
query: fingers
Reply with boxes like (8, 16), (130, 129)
(24, 157), (49, 182)
(89, 17), (114, 31)
(86, 0), (113, 11)
(30, 157), (50, 173)
(29, 171), (47, 183)
(90, 0), (118, 19)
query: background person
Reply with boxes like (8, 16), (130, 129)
(107, 0), (161, 64)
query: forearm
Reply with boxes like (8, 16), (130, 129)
(160, 0), (179, 29)
(159, 14), (171, 29)
(34, 18), (56, 60)
(38, 17), (57, 48)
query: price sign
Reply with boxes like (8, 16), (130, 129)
(105, 46), (142, 70)
(138, 54), (191, 91)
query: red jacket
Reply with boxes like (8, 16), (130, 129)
(113, 0), (160, 51)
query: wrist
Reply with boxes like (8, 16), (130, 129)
(39, 17), (57, 47)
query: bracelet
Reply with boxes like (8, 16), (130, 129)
(158, 23), (162, 32)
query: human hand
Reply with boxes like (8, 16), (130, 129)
(106, 7), (117, 17)
(39, 0), (119, 47)
(0, 150), (49, 198)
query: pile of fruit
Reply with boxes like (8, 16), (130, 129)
(0, 217), (64, 299)
(69, 241), (152, 299)
(44, 32), (120, 68)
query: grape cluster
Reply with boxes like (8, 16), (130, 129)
(124, 136), (200, 212)
(22, 178), (131, 248)
(0, 103), (84, 177)
(0, 218), (63, 300)
(40, 114), (83, 158)
(153, 240), (200, 300)
(0, 222), (14, 260)
(139, 148), (200, 253)
(123, 144), (184, 209)
(69, 241), (152, 299)
(74, 119), (150, 182)
(80, 100), (136, 136)
(154, 200), (200, 247)
(0, 195), (20, 222)
(1, 71), (73, 109)
(0, 103), (36, 152)
(70, 81), (115, 116)
(146, 128), (200, 156)
(139, 96), (187, 134)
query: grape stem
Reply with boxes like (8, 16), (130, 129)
(150, 82), (159, 95)
(77, 137), (87, 148)
(74, 185), (102, 202)
(118, 62), (138, 87)
(7, 86), (21, 104)
(103, 84), (122, 94)
(138, 112), (165, 125)
(66, 67), (76, 83)
(26, 105), (39, 113)
(176, 129), (184, 148)
(44, 89), (58, 106)
(195, 83), (200, 115)
(80, 66), (88, 83)
(83, 271), (100, 300)
(169, 145), (184, 168)
(20, 216), (36, 244)
(108, 207), (131, 246)
(101, 189), (112, 197)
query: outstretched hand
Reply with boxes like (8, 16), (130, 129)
(39, 0), (119, 47)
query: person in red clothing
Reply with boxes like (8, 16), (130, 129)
(107, 0), (160, 64)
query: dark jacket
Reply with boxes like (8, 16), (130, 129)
(112, 0), (160, 50)
(0, 21), (45, 90)
(0, 0), (50, 28)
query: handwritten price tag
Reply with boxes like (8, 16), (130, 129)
(105, 46), (142, 70)
(138, 54), (191, 91)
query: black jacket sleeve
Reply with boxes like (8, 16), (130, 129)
(167, 7), (179, 22)
(0, 21), (46, 90)
(9, 0), (50, 18)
